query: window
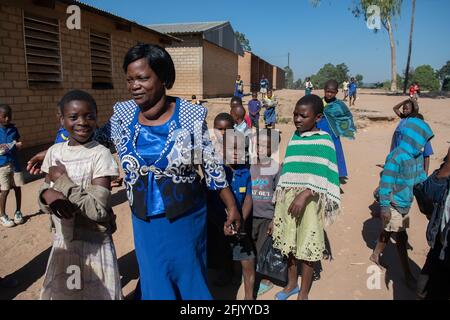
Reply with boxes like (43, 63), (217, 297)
(90, 30), (113, 89)
(23, 12), (62, 87)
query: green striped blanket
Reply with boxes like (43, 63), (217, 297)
(274, 130), (341, 225)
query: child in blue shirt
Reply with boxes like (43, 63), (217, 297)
(348, 77), (357, 106)
(371, 117), (434, 289)
(0, 104), (24, 228)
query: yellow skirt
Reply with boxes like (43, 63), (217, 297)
(272, 189), (325, 262)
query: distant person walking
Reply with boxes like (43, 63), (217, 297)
(260, 75), (269, 99)
(342, 79), (349, 101)
(409, 81), (420, 100)
(348, 77), (357, 106)
(234, 75), (244, 98)
(304, 77), (313, 96)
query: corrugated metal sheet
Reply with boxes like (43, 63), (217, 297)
(148, 21), (228, 35)
(148, 21), (244, 56)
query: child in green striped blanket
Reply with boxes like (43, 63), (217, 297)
(272, 94), (341, 300)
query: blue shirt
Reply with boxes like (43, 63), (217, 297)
(136, 107), (178, 217)
(348, 82), (357, 94)
(0, 124), (20, 167)
(54, 127), (69, 144)
(391, 118), (434, 157)
(226, 165), (252, 211)
(260, 79), (269, 89)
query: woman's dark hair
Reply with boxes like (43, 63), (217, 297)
(58, 90), (97, 115)
(123, 43), (175, 89)
(296, 94), (324, 116)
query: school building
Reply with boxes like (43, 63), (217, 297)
(0, 0), (177, 148)
(238, 51), (286, 93)
(148, 21), (245, 99)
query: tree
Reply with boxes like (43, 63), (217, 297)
(284, 66), (294, 89)
(351, 0), (402, 92)
(235, 31), (251, 51)
(293, 78), (303, 89)
(437, 61), (450, 91)
(403, 0), (416, 95)
(309, 63), (350, 88)
(411, 65), (440, 92)
(355, 74), (364, 85)
(336, 63), (350, 84)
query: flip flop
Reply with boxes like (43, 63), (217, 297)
(257, 282), (274, 296)
(275, 286), (300, 300)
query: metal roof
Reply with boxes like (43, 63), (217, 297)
(57, 0), (180, 43)
(147, 21), (229, 35)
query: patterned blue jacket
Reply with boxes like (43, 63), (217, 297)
(97, 97), (228, 220)
(378, 118), (434, 214)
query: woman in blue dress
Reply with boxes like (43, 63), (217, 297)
(28, 44), (241, 300)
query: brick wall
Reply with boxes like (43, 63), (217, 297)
(0, 0), (165, 148)
(165, 35), (203, 99)
(202, 40), (237, 98)
(273, 66), (285, 90)
(237, 51), (251, 93)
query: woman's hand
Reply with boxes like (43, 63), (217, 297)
(288, 189), (313, 218)
(48, 161), (67, 182)
(27, 150), (47, 175)
(224, 206), (241, 236)
(42, 189), (75, 219)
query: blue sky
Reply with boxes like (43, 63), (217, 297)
(81, 0), (450, 83)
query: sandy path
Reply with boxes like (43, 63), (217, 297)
(1, 89), (448, 300)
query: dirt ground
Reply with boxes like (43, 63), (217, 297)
(1, 89), (449, 300)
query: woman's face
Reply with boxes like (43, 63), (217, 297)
(126, 58), (164, 110)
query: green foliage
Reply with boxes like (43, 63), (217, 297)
(235, 31), (251, 51)
(284, 66), (294, 89)
(411, 65), (440, 92)
(310, 63), (350, 89)
(355, 74), (364, 85)
(351, 0), (402, 30)
(438, 61), (450, 91)
(293, 78), (303, 89)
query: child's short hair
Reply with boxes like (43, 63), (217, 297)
(324, 79), (339, 91)
(58, 90), (97, 115)
(192, 95), (196, 99)
(0, 104), (12, 118)
(230, 96), (243, 106)
(296, 94), (324, 116)
(214, 112), (235, 127)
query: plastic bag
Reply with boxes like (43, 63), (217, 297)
(256, 236), (288, 283)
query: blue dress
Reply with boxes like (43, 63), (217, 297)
(317, 117), (348, 178)
(132, 103), (211, 300)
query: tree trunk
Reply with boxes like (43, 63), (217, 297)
(403, 0), (416, 94)
(386, 18), (397, 92)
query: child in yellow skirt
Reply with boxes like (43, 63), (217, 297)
(272, 94), (341, 300)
